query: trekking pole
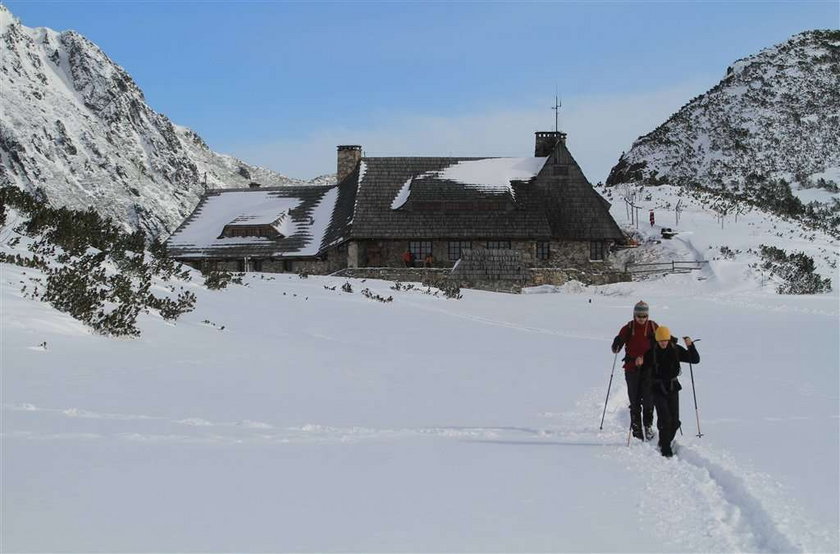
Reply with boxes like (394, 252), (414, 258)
(687, 339), (703, 438)
(599, 352), (619, 430)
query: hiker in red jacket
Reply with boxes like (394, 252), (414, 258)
(402, 250), (414, 267)
(611, 301), (658, 441)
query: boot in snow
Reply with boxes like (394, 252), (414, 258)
(644, 426), (656, 441)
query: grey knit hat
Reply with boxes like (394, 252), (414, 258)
(633, 301), (649, 316)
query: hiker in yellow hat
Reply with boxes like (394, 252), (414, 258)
(643, 326), (700, 457)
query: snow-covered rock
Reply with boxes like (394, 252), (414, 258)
(0, 5), (332, 238)
(606, 30), (840, 207)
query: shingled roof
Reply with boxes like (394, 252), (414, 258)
(167, 184), (354, 259)
(348, 140), (624, 241)
(537, 140), (626, 241)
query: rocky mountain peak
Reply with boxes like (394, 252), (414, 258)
(606, 30), (840, 195)
(0, 4), (331, 238)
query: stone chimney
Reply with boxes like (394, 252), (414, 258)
(534, 132), (567, 157)
(337, 145), (362, 182)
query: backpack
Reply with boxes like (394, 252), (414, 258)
(652, 338), (682, 381)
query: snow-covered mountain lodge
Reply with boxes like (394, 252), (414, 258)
(166, 132), (626, 285)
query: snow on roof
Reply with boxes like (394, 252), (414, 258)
(168, 190), (302, 249)
(350, 161), (367, 223)
(390, 157), (548, 209)
(227, 201), (292, 227)
(391, 177), (413, 210)
(268, 213), (294, 237)
(439, 157), (548, 191)
(296, 186), (338, 256)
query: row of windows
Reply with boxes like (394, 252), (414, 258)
(409, 240), (513, 262)
(205, 242), (606, 272)
(204, 259), (294, 272)
(407, 241), (606, 262)
(220, 225), (279, 239)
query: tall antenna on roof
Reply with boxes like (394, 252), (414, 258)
(551, 87), (562, 133)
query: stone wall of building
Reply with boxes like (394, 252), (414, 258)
(448, 248), (528, 292)
(175, 240), (625, 291)
(352, 238), (608, 271)
(335, 264), (629, 292)
(183, 257), (629, 293)
(332, 267), (451, 283)
(528, 268), (630, 287)
(258, 257), (333, 275)
(508, 239), (605, 269)
(353, 239), (451, 268)
(353, 239), (485, 268)
(176, 246), (347, 275)
(181, 238), (609, 276)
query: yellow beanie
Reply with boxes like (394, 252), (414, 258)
(655, 326), (671, 342)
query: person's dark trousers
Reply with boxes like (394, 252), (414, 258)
(653, 388), (681, 452)
(625, 369), (654, 432)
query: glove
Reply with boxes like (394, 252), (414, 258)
(611, 336), (623, 353)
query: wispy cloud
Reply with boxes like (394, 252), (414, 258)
(226, 79), (712, 183)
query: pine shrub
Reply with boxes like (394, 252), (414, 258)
(1, 185), (197, 336)
(757, 245), (832, 294)
(202, 270), (242, 290)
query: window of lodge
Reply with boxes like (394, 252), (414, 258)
(448, 241), (472, 261)
(409, 241), (432, 262)
(589, 241), (606, 261)
(536, 241), (550, 260)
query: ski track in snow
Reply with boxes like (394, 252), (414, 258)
(536, 379), (829, 554)
(595, 388), (830, 554)
(674, 446), (798, 552)
(2, 402), (559, 444)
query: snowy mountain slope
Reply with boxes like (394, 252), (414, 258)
(2, 192), (838, 551)
(606, 30), (840, 210)
(0, 5), (332, 238)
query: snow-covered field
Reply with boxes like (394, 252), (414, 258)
(2, 187), (838, 552)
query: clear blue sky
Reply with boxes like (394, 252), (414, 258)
(4, 1), (838, 180)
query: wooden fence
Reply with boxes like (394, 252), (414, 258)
(625, 260), (708, 276)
